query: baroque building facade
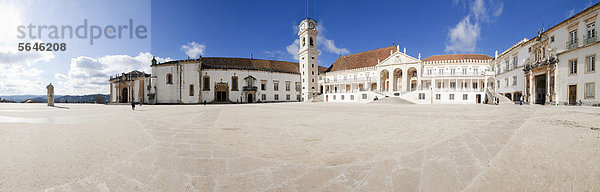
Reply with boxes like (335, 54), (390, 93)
(110, 3), (600, 105)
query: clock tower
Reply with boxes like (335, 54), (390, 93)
(298, 18), (319, 102)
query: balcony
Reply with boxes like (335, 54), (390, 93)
(584, 33), (597, 46)
(243, 86), (257, 91)
(566, 40), (578, 50)
(325, 77), (375, 84)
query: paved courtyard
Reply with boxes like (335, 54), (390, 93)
(0, 102), (599, 191)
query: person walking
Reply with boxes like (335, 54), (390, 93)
(131, 102), (136, 110)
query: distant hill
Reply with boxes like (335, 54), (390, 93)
(0, 94), (110, 103)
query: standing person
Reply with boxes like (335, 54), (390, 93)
(131, 102), (135, 110)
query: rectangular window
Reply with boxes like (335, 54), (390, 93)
(497, 80), (500, 88)
(586, 55), (596, 73)
(551, 36), (555, 42)
(274, 94), (279, 100)
(437, 82), (442, 89)
(351, 95), (355, 100)
(295, 82), (301, 91)
(505, 60), (509, 71)
(333, 95), (336, 100)
(570, 59), (578, 74)
(362, 94), (367, 99)
(274, 81), (279, 91)
(473, 83), (478, 89)
(231, 76), (238, 91)
(462, 68), (467, 75)
(512, 56), (518, 68)
(450, 82), (456, 89)
(418, 93), (425, 100)
(341, 95), (345, 100)
(570, 30), (578, 44)
(262, 94), (266, 101)
(512, 76), (517, 86)
(505, 78), (509, 87)
(585, 82), (595, 99)
(203, 76), (210, 91)
(427, 69), (433, 75)
(297, 95), (301, 101)
(438, 69), (444, 75)
(436, 94), (441, 100)
(189, 85), (194, 96)
(285, 82), (291, 91)
(473, 69), (479, 75)
(450, 68), (456, 75)
(286, 94), (290, 100)
(449, 94), (455, 100)
(463, 94), (468, 100)
(261, 80), (267, 91)
(587, 23), (596, 39)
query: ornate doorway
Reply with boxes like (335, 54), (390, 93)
(247, 94), (254, 103)
(121, 88), (128, 103)
(214, 83), (229, 103)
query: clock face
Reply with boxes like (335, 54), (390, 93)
(308, 22), (315, 29)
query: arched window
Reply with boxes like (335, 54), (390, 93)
(309, 37), (314, 46)
(302, 38), (306, 47)
(166, 73), (173, 84)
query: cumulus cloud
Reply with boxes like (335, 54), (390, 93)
(281, 22), (349, 61)
(445, 17), (480, 53)
(0, 4), (55, 95)
(445, 0), (503, 53)
(54, 52), (171, 94)
(285, 39), (301, 60)
(0, 40), (55, 95)
(181, 42), (206, 58)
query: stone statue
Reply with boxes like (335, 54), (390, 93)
(46, 83), (54, 106)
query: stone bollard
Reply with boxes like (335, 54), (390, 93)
(47, 83), (54, 106)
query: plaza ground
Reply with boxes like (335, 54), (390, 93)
(0, 102), (599, 191)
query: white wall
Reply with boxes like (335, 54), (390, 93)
(557, 43), (600, 105)
(201, 69), (301, 103)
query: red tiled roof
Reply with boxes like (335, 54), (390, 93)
(201, 57), (299, 74)
(422, 54), (492, 62)
(327, 46), (397, 72)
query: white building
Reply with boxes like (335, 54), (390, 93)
(321, 47), (494, 104)
(110, 2), (599, 105)
(110, 56), (327, 104)
(109, 70), (150, 104)
(493, 38), (532, 103)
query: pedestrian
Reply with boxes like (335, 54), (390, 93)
(131, 102), (135, 110)
(520, 96), (523, 105)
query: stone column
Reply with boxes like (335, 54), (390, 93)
(546, 67), (551, 104)
(529, 71), (534, 104)
(46, 83), (54, 106)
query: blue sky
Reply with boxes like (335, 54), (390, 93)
(152, 0), (598, 66)
(0, 0), (597, 95)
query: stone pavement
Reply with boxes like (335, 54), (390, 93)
(0, 103), (598, 191)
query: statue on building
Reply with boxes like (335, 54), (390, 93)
(46, 83), (54, 106)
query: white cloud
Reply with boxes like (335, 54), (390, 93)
(445, 17), (480, 53)
(0, 39), (55, 95)
(285, 39), (301, 60)
(566, 9), (576, 19)
(54, 52), (171, 94)
(0, 3), (55, 95)
(445, 0), (503, 53)
(181, 42), (206, 58)
(282, 22), (349, 60)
